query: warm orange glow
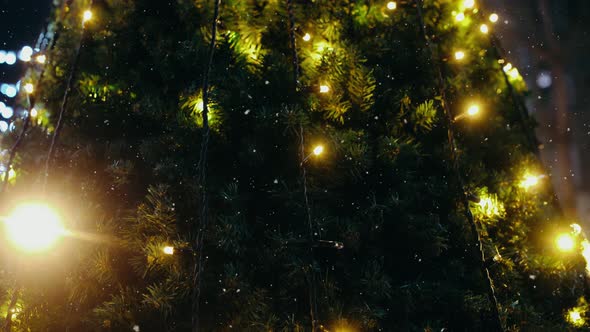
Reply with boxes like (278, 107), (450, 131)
(23, 83), (34, 94)
(313, 145), (324, 156)
(3, 203), (66, 253)
(82, 10), (93, 23)
(454, 50), (465, 61)
(35, 54), (46, 64)
(556, 233), (575, 252)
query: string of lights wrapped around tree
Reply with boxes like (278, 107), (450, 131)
(1, 0), (590, 330)
(191, 0), (221, 330)
(413, 0), (504, 329)
(42, 7), (94, 191)
(288, 0), (320, 328)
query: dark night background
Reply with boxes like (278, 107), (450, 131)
(1, 0), (589, 329)
(1, 0), (590, 221)
(0, 0), (51, 83)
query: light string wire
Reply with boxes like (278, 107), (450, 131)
(42, 0), (94, 192)
(191, 0), (221, 330)
(286, 0), (319, 329)
(413, 1), (504, 330)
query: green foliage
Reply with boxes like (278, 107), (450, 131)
(1, 0), (585, 330)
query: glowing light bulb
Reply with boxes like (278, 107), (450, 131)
(23, 83), (34, 94)
(313, 145), (324, 156)
(480, 24), (489, 34)
(464, 0), (475, 9)
(163, 246), (175, 255)
(386, 1), (397, 10)
(5, 52), (16, 65)
(466, 104), (480, 116)
(455, 12), (465, 22)
(18, 46), (33, 62)
(82, 10), (93, 23)
(556, 233), (575, 252)
(489, 13), (499, 23)
(454, 51), (465, 61)
(35, 54), (46, 64)
(4, 85), (17, 98)
(1, 106), (13, 119)
(568, 308), (584, 326)
(520, 174), (540, 189)
(302, 33), (311, 42)
(3, 202), (66, 253)
(508, 68), (520, 79)
(319, 85), (330, 93)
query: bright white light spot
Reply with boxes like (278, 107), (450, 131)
(520, 174), (540, 189)
(319, 85), (330, 93)
(386, 1), (397, 10)
(302, 33), (311, 42)
(0, 51), (6, 64)
(480, 24), (489, 34)
(455, 12), (465, 22)
(556, 233), (575, 252)
(536, 71), (552, 89)
(1, 107), (13, 119)
(82, 10), (93, 23)
(4, 85), (17, 98)
(18, 46), (33, 62)
(508, 68), (520, 79)
(489, 13), (499, 23)
(467, 104), (480, 116)
(5, 52), (16, 65)
(30, 108), (38, 117)
(35, 54), (46, 64)
(464, 0), (475, 9)
(313, 145), (324, 156)
(23, 83), (34, 94)
(568, 308), (584, 326)
(454, 51), (465, 60)
(3, 203), (66, 253)
(0, 121), (7, 133)
(503, 63), (513, 72)
(163, 246), (174, 255)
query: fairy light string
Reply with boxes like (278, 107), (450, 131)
(413, 0), (505, 330)
(191, 0), (222, 330)
(287, 0), (320, 329)
(42, 1), (95, 192)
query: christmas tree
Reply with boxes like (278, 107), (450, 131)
(1, 0), (589, 330)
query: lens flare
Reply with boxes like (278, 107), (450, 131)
(3, 203), (66, 253)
